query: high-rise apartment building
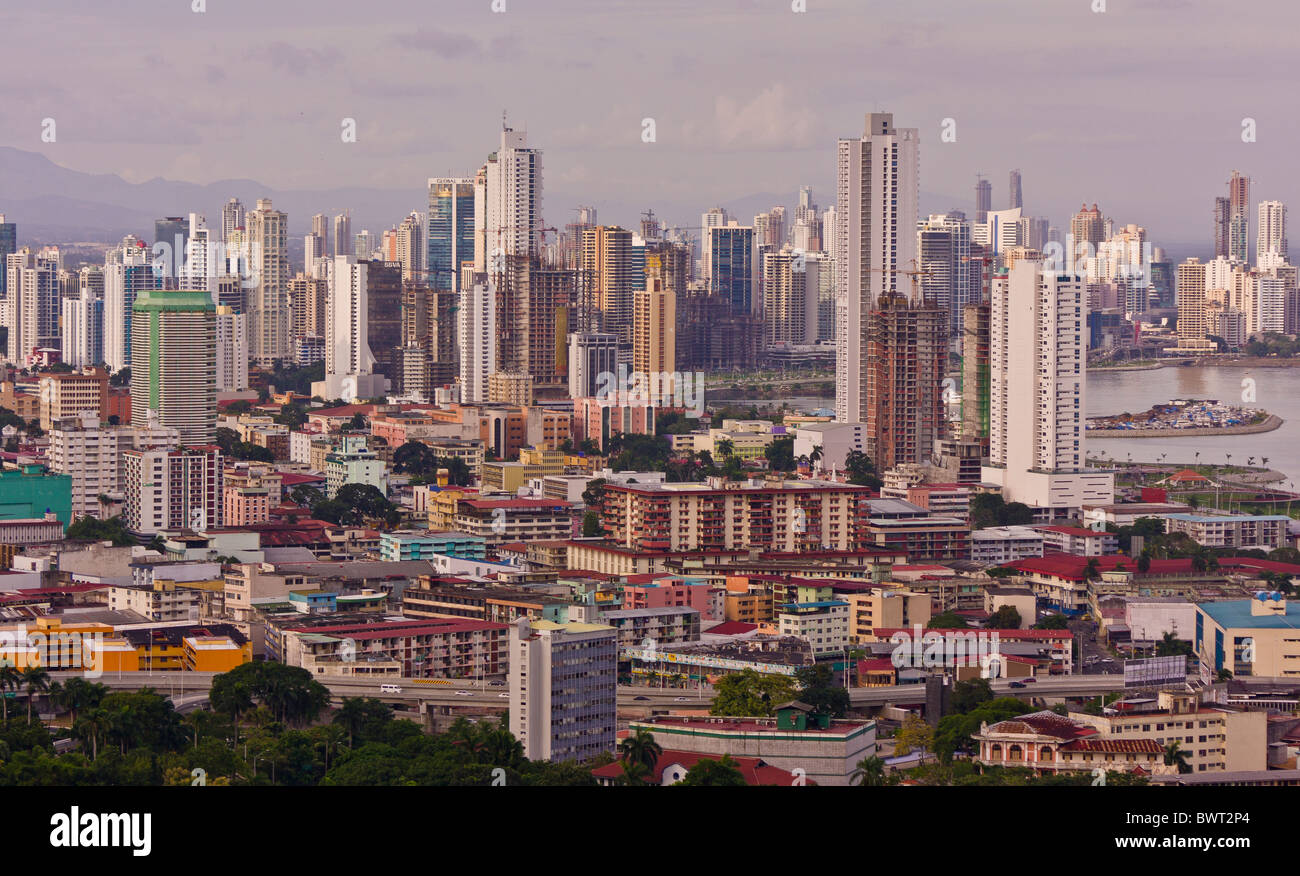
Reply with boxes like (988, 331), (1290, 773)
(709, 223), (755, 316)
(215, 306), (249, 391)
(313, 256), (386, 402)
(0, 215), (16, 300)
(633, 260), (676, 379)
(395, 212), (424, 282)
(221, 198), (245, 243)
(458, 275), (496, 404)
(835, 111), (921, 425)
(1213, 196), (1231, 260)
(918, 212), (973, 334)
(130, 288), (217, 445)
(2, 249), (59, 364)
(568, 331), (619, 399)
(982, 260), (1114, 515)
(1175, 257), (1215, 352)
(38, 368), (109, 431)
(580, 226), (639, 342)
(1009, 169), (1023, 210)
(481, 127), (544, 267)
(762, 247), (818, 345)
(103, 236), (158, 374)
(1228, 170), (1250, 264)
(862, 297), (947, 469)
(49, 412), (179, 518)
(333, 211), (351, 259)
(509, 618), (617, 764)
(61, 274), (104, 370)
(1257, 200), (1287, 265)
(974, 177), (991, 225)
(1069, 203), (1105, 272)
(123, 445), (223, 534)
(246, 198), (290, 365)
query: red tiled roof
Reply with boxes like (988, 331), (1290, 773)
(705, 621), (759, 636)
(279, 472), (326, 486)
(1061, 738), (1164, 754)
(590, 750), (812, 786)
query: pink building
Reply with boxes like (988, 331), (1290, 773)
(622, 575), (718, 621)
(572, 396), (655, 452)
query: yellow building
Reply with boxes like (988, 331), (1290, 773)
(844, 588), (931, 644)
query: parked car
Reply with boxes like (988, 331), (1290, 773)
(1008, 681), (1026, 689)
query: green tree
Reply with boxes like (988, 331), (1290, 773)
(894, 715), (934, 758)
(844, 450), (882, 489)
(1034, 614), (1069, 630)
(581, 510), (604, 538)
(1163, 740), (1192, 774)
(950, 678), (994, 714)
(676, 754), (747, 786)
(793, 664), (849, 717)
(709, 670), (798, 717)
(927, 611), (970, 629)
(987, 606), (1023, 629)
(764, 436), (796, 472)
(20, 666), (50, 725)
(851, 755), (886, 787)
(617, 727), (663, 774)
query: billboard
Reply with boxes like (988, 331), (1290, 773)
(1123, 654), (1189, 688)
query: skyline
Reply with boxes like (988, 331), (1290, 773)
(3, 1), (1298, 243)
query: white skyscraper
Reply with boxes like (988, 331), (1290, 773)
(2, 249), (59, 365)
(333, 211), (351, 259)
(61, 273), (104, 369)
(700, 207), (729, 279)
(481, 126), (544, 271)
(458, 277), (497, 403)
(180, 213), (218, 301)
(215, 306), (249, 391)
(982, 259), (1114, 515)
(1257, 200), (1287, 266)
(311, 255), (386, 402)
(304, 233), (325, 279)
(102, 235), (156, 374)
(834, 112), (920, 423)
(221, 198), (245, 243)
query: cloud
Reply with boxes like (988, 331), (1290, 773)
(711, 85), (818, 151)
(393, 27), (482, 58)
(244, 42), (344, 75)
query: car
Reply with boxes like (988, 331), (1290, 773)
(497, 693), (509, 698)
(379, 684), (403, 694)
(1008, 681), (1026, 688)
(455, 690), (473, 696)
(633, 696), (650, 701)
(488, 680), (505, 686)
(674, 696), (689, 702)
(1021, 677), (1037, 683)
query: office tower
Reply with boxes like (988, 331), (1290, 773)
(2, 249), (58, 364)
(1069, 203), (1105, 271)
(179, 213), (217, 301)
(459, 275), (496, 403)
(312, 213), (328, 242)
(0, 215), (15, 299)
(568, 331), (619, 398)
(509, 618), (617, 764)
(246, 198), (290, 365)
(1213, 196), (1231, 259)
(353, 230), (373, 260)
(709, 223), (755, 315)
(61, 273), (104, 369)
(1008, 169), (1023, 210)
(392, 213), (423, 282)
(153, 217), (188, 286)
(130, 287), (217, 445)
(427, 178), (475, 292)
(1149, 256), (1175, 309)
(862, 296), (947, 468)
(918, 211), (973, 334)
(215, 306), (248, 391)
(313, 256), (386, 402)
(1257, 275), (1288, 334)
(762, 247), (817, 346)
(333, 211), (351, 259)
(835, 111), (921, 424)
(633, 255), (676, 379)
(362, 259), (404, 387)
(1257, 200), (1287, 265)
(123, 445), (222, 534)
(304, 233), (325, 278)
(1022, 217), (1049, 252)
(560, 205), (598, 273)
(700, 207), (728, 279)
(961, 302), (991, 447)
(982, 259), (1113, 514)
(102, 236), (158, 374)
(221, 198), (245, 243)
(580, 226), (638, 342)
(289, 273), (327, 339)
(482, 126), (544, 269)
(754, 206), (787, 249)
(974, 176), (992, 225)
(1228, 170), (1250, 264)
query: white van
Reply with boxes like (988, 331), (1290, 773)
(380, 683), (403, 694)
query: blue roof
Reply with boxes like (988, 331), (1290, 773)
(1198, 599), (1300, 630)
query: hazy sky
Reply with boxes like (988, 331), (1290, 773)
(2, 0), (1296, 243)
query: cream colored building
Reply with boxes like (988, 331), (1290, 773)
(845, 588), (931, 643)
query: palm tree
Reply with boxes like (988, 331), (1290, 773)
(21, 666), (50, 725)
(73, 708), (108, 761)
(618, 759), (651, 786)
(0, 664), (19, 722)
(809, 445), (823, 469)
(716, 438), (735, 460)
(332, 697), (371, 749)
(1163, 740), (1192, 774)
(851, 755), (886, 787)
(617, 727), (663, 774)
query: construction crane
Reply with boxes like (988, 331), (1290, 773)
(863, 260), (932, 302)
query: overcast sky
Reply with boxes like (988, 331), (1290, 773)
(2, 0), (1296, 245)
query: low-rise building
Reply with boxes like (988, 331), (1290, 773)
(1165, 513), (1291, 550)
(1195, 594), (1300, 679)
(1033, 525), (1119, 556)
(971, 526), (1045, 565)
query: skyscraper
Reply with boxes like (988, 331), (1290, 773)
(0, 215), (15, 299)
(246, 198), (290, 365)
(2, 249), (58, 364)
(179, 213), (217, 301)
(130, 287), (217, 445)
(154, 217), (188, 286)
(568, 331), (619, 399)
(918, 212), (973, 334)
(1213, 196), (1231, 259)
(709, 223), (755, 316)
(1069, 203), (1105, 272)
(862, 296), (947, 469)
(1229, 170), (1250, 264)
(762, 247), (817, 345)
(974, 177), (991, 225)
(427, 178), (475, 292)
(312, 256), (386, 402)
(1009, 169), (1023, 210)
(580, 226), (639, 342)
(835, 111), (920, 424)
(103, 236), (158, 374)
(982, 260), (1113, 515)
(459, 275), (497, 404)
(1257, 200), (1287, 265)
(221, 198), (245, 243)
(633, 255), (676, 379)
(700, 207), (729, 280)
(481, 126), (544, 269)
(61, 269), (104, 369)
(333, 211), (351, 259)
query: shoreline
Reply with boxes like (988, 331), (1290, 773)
(1092, 358), (1300, 372)
(1087, 413), (1284, 439)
